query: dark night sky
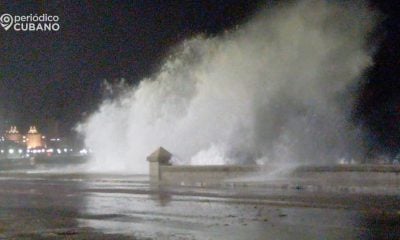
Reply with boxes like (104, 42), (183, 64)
(0, 1), (399, 156)
(0, 1), (263, 135)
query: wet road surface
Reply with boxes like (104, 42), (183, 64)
(0, 169), (398, 239)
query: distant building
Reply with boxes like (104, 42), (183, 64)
(26, 126), (46, 149)
(0, 124), (79, 159)
(5, 126), (22, 143)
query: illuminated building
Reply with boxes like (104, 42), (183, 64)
(5, 126), (22, 143)
(0, 125), (78, 160)
(0, 125), (77, 158)
(26, 126), (46, 149)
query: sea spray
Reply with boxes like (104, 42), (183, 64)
(78, 0), (377, 173)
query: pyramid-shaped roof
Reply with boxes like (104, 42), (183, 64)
(147, 147), (172, 163)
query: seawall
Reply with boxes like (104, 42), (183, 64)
(147, 147), (400, 187)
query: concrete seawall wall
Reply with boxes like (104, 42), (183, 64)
(147, 147), (268, 185)
(147, 147), (400, 186)
(160, 165), (260, 186)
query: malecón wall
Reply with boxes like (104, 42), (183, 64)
(147, 147), (400, 187)
(160, 165), (261, 186)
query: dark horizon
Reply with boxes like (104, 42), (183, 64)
(0, 1), (400, 156)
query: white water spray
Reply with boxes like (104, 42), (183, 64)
(78, 1), (377, 173)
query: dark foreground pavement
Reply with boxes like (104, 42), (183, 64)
(0, 168), (398, 239)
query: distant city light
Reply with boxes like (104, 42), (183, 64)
(80, 149), (88, 155)
(0, 125), (77, 159)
